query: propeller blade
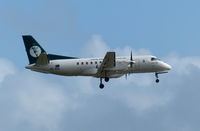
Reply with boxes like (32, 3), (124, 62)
(131, 51), (133, 61)
(130, 51), (133, 68)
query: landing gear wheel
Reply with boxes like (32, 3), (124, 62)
(99, 84), (104, 89)
(105, 77), (109, 82)
(99, 78), (105, 89)
(155, 73), (160, 83)
(156, 79), (160, 83)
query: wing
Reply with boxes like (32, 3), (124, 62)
(96, 52), (116, 77)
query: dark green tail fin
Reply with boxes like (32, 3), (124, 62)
(22, 35), (46, 64)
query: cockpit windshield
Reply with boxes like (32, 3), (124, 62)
(151, 57), (160, 61)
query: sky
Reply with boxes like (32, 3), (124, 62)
(1, 0), (200, 131)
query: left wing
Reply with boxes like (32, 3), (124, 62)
(96, 52), (116, 77)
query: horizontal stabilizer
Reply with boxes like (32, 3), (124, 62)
(36, 53), (49, 65)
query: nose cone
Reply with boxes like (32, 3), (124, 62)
(163, 63), (172, 70)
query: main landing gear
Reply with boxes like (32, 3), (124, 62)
(105, 77), (110, 82)
(99, 77), (110, 89)
(155, 73), (160, 83)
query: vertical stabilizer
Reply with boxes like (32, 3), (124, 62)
(22, 35), (46, 64)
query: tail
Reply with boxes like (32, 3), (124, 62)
(22, 35), (47, 64)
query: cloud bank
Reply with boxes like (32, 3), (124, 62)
(1, 35), (200, 131)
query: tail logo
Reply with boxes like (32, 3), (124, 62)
(29, 46), (42, 58)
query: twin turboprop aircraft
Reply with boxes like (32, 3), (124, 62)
(22, 35), (172, 89)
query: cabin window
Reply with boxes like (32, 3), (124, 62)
(91, 62), (93, 64)
(77, 62), (79, 65)
(55, 64), (60, 70)
(55, 64), (60, 68)
(95, 61), (97, 64)
(86, 62), (88, 65)
(143, 60), (145, 63)
(100, 61), (102, 64)
(81, 62), (84, 65)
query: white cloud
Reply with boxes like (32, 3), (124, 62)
(106, 77), (173, 114)
(1, 74), (72, 130)
(81, 35), (110, 57)
(0, 63), (80, 130)
(82, 34), (151, 58)
(164, 53), (200, 75)
(115, 46), (151, 56)
(0, 58), (15, 83)
(118, 86), (173, 114)
(12, 76), (70, 130)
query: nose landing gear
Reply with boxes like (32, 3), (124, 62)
(156, 79), (160, 83)
(155, 73), (160, 83)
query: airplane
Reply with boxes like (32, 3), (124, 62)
(22, 35), (172, 89)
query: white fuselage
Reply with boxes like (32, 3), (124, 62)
(26, 55), (171, 78)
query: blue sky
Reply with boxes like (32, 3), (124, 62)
(1, 0), (200, 67)
(1, 0), (200, 131)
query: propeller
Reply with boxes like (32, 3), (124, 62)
(126, 51), (134, 79)
(130, 51), (134, 68)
